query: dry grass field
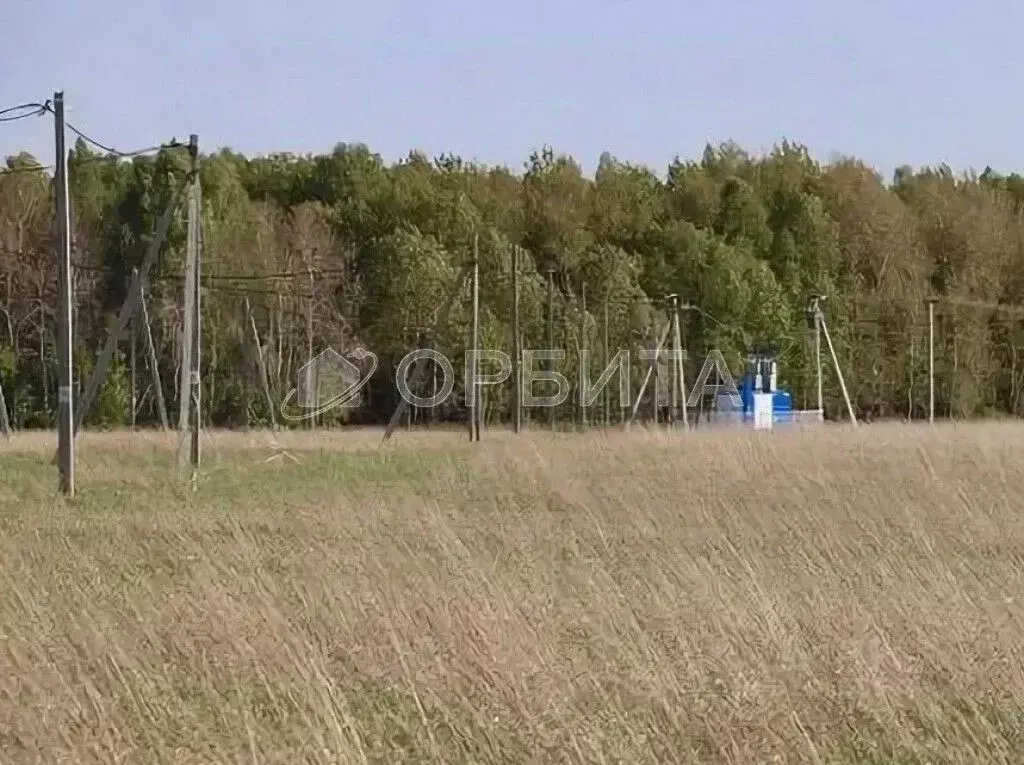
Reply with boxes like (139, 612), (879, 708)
(2, 422), (1024, 763)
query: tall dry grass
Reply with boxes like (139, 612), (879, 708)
(1, 422), (1024, 763)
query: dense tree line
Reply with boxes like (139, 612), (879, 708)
(3, 137), (1024, 429)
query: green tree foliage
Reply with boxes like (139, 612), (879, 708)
(3, 136), (1024, 428)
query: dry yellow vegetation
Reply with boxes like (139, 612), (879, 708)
(1, 423), (1023, 763)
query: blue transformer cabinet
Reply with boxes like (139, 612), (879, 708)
(739, 345), (793, 425)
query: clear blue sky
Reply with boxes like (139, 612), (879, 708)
(3, 0), (1022, 179)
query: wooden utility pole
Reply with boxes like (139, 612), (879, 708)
(651, 316), (660, 425)
(469, 237), (480, 442)
(669, 295), (689, 430)
(128, 273), (137, 429)
(190, 146), (203, 467)
(908, 335), (915, 421)
(177, 166), (197, 435)
(0, 372), (9, 437)
(547, 268), (556, 432)
(405, 328), (416, 432)
(245, 296), (278, 431)
(431, 338), (439, 428)
(138, 278), (169, 430)
(602, 296), (610, 428)
(630, 319), (672, 424)
(53, 91), (75, 496)
(816, 303), (857, 426)
(816, 312), (824, 418)
(807, 295), (824, 420)
(129, 307), (137, 429)
(667, 295), (679, 425)
(39, 283), (48, 413)
(926, 297), (937, 424)
(177, 134), (202, 471)
(679, 344), (689, 430)
(680, 304), (691, 429)
(402, 326), (428, 430)
(383, 265), (470, 442)
(579, 283), (587, 429)
(306, 266), (315, 429)
(512, 246), (522, 433)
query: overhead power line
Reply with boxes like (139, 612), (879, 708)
(73, 140), (185, 160)
(0, 101), (49, 123)
(1, 98), (184, 176)
(1, 142), (186, 177)
(38, 101), (185, 158)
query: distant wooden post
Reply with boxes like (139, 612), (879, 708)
(630, 319), (671, 424)
(469, 237), (480, 442)
(816, 302), (857, 426)
(908, 335), (915, 420)
(177, 134), (202, 473)
(667, 295), (678, 426)
(0, 370), (10, 437)
(306, 266), (316, 430)
(512, 246), (522, 434)
(137, 278), (169, 430)
(128, 274), (137, 429)
(54, 91), (74, 495)
(926, 297), (938, 424)
(547, 268), (556, 432)
(807, 295), (825, 421)
(245, 296), (278, 431)
(651, 315), (660, 426)
(579, 282), (587, 429)
(603, 296), (610, 428)
(670, 295), (689, 430)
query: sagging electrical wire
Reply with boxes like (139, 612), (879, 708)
(36, 100), (154, 157)
(0, 142), (186, 177)
(0, 101), (49, 123)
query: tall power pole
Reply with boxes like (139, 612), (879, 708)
(809, 295), (824, 420)
(53, 91), (75, 496)
(191, 145), (203, 468)
(579, 282), (587, 429)
(651, 314), (659, 426)
(469, 239), (480, 442)
(669, 295), (689, 430)
(602, 296), (610, 428)
(926, 297), (937, 424)
(629, 319), (672, 425)
(0, 369), (10, 437)
(128, 273), (137, 429)
(245, 296), (278, 431)
(512, 245), (522, 434)
(667, 295), (679, 426)
(178, 135), (202, 471)
(306, 266), (316, 429)
(139, 275), (169, 430)
(547, 268), (556, 432)
(816, 302), (857, 426)
(177, 154), (197, 435)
